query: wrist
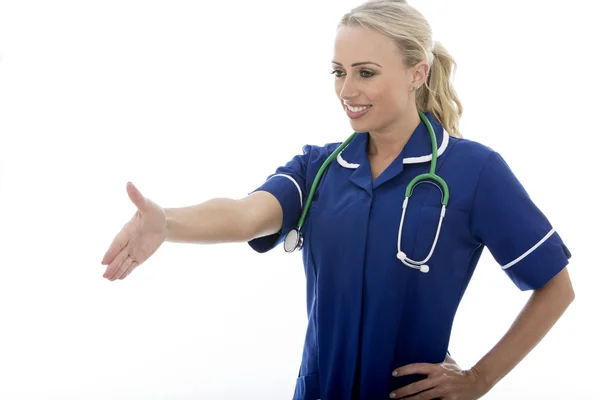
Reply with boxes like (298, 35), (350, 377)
(164, 207), (176, 242)
(470, 364), (495, 396)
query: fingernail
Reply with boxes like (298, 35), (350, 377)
(392, 370), (398, 376)
(390, 393), (396, 398)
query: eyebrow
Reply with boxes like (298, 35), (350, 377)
(332, 61), (382, 68)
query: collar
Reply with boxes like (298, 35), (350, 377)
(336, 111), (449, 169)
(335, 112), (449, 190)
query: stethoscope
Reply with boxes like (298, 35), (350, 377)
(283, 110), (449, 274)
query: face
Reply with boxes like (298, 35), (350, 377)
(332, 24), (427, 134)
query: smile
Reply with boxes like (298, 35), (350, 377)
(344, 104), (372, 120)
(346, 104), (371, 112)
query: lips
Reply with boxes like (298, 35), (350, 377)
(344, 104), (372, 120)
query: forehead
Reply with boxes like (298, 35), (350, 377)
(333, 24), (402, 65)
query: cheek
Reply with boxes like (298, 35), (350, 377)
(369, 82), (404, 110)
(393, 90), (409, 109)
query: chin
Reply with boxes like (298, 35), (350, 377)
(344, 106), (378, 133)
(349, 119), (374, 134)
(349, 122), (366, 133)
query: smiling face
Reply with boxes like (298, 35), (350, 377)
(332, 24), (426, 134)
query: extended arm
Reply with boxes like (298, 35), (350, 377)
(164, 191), (284, 244)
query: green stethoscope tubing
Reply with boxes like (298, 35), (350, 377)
(406, 111), (449, 206)
(285, 110), (450, 261)
(296, 131), (358, 231)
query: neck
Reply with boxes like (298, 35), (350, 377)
(367, 108), (421, 159)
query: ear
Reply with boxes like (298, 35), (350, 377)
(410, 60), (429, 88)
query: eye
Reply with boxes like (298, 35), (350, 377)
(360, 69), (375, 78)
(330, 69), (345, 78)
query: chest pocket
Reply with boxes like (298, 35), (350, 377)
(400, 182), (470, 277)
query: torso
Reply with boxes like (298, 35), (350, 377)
(298, 134), (489, 399)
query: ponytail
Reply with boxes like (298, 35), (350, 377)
(416, 41), (463, 137)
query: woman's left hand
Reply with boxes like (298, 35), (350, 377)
(389, 354), (488, 399)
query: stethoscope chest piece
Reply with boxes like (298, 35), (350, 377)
(284, 228), (304, 253)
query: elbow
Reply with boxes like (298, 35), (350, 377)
(567, 284), (575, 305)
(537, 266), (575, 307)
(238, 206), (263, 243)
(561, 285), (575, 311)
(562, 268), (576, 306)
(239, 224), (259, 243)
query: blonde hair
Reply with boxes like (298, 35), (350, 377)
(339, 0), (463, 137)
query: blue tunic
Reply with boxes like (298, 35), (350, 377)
(248, 112), (571, 400)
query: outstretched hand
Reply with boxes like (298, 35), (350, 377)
(101, 182), (168, 281)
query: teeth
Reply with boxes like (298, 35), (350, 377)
(347, 105), (370, 113)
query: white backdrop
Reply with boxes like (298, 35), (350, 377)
(0, 0), (598, 398)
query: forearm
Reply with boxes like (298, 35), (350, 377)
(472, 267), (575, 393)
(164, 198), (251, 244)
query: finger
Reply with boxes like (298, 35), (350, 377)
(119, 261), (138, 280)
(408, 385), (446, 400)
(112, 256), (133, 281)
(110, 256), (133, 281)
(126, 181), (148, 212)
(393, 363), (440, 378)
(391, 375), (444, 399)
(103, 248), (129, 279)
(101, 226), (130, 266)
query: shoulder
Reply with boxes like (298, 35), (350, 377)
(301, 142), (342, 155)
(447, 136), (495, 160)
(299, 142), (343, 164)
(440, 137), (521, 196)
(445, 137), (524, 193)
(444, 136), (504, 172)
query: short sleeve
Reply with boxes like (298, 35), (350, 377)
(471, 152), (571, 291)
(247, 145), (312, 253)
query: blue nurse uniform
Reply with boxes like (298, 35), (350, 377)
(247, 112), (571, 400)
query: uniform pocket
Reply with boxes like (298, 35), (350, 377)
(409, 204), (469, 272)
(292, 373), (320, 400)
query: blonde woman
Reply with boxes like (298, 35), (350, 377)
(101, 1), (574, 398)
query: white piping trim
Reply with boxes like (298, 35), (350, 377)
(501, 229), (556, 270)
(336, 152), (360, 169)
(403, 130), (449, 164)
(335, 130), (449, 169)
(269, 174), (303, 208)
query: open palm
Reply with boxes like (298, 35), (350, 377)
(101, 182), (167, 281)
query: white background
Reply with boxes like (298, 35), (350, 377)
(1, 0), (598, 398)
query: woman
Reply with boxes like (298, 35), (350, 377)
(101, 1), (575, 399)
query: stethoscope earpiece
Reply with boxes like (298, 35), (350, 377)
(397, 251), (430, 273)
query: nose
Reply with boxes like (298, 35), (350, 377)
(338, 75), (359, 101)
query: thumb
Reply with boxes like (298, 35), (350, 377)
(126, 181), (148, 211)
